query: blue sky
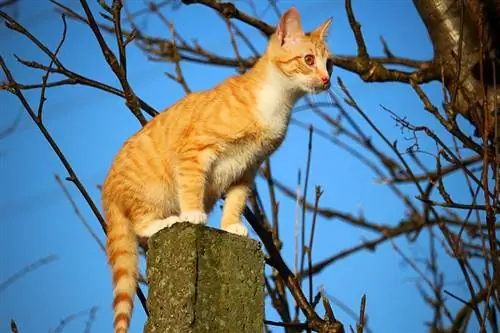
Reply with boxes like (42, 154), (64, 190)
(1, 1), (481, 332)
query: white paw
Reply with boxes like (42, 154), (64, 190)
(223, 223), (248, 237)
(164, 215), (181, 227)
(179, 211), (208, 225)
(136, 217), (177, 237)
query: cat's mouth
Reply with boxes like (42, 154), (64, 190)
(320, 80), (331, 90)
(305, 82), (330, 94)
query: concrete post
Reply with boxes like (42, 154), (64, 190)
(144, 223), (264, 333)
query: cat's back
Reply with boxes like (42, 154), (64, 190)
(105, 74), (261, 173)
(114, 90), (208, 152)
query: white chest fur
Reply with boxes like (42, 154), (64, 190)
(256, 67), (296, 139)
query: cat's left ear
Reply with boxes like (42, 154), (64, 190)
(311, 17), (333, 40)
(276, 7), (305, 46)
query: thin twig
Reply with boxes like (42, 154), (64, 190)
(308, 186), (323, 304)
(10, 319), (18, 333)
(0, 254), (58, 294)
(55, 174), (105, 252)
(181, 0), (274, 36)
(50, 307), (96, 333)
(299, 126), (314, 294)
(78, 0), (147, 125)
(357, 295), (366, 333)
(37, 14), (67, 121)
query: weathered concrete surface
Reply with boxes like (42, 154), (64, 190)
(144, 223), (264, 333)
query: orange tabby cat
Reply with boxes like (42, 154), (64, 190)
(102, 6), (332, 333)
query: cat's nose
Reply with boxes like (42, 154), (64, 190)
(320, 75), (330, 86)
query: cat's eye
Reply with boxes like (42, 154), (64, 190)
(326, 58), (333, 75)
(304, 54), (315, 66)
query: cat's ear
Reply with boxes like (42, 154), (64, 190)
(276, 7), (304, 46)
(311, 17), (333, 40)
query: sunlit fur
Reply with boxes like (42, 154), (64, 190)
(102, 7), (332, 333)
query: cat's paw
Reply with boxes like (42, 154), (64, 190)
(136, 217), (177, 237)
(223, 223), (248, 237)
(179, 211), (208, 225)
(165, 215), (181, 227)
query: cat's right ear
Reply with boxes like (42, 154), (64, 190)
(276, 7), (304, 46)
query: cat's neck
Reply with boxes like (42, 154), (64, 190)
(244, 54), (303, 125)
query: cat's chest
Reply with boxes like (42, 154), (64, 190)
(256, 86), (293, 137)
(209, 135), (278, 191)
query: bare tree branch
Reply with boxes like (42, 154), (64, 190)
(0, 254), (58, 294)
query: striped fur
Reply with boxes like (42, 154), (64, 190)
(102, 7), (332, 332)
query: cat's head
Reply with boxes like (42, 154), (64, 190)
(267, 7), (333, 94)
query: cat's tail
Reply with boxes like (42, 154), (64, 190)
(105, 203), (138, 333)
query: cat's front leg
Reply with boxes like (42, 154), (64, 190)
(220, 174), (254, 237)
(176, 153), (210, 225)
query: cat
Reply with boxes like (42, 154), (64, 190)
(102, 6), (333, 333)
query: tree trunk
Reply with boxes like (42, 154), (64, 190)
(413, 0), (499, 138)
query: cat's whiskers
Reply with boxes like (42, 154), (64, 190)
(310, 87), (318, 104)
(327, 81), (342, 103)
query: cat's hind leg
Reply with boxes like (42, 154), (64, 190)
(135, 216), (180, 238)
